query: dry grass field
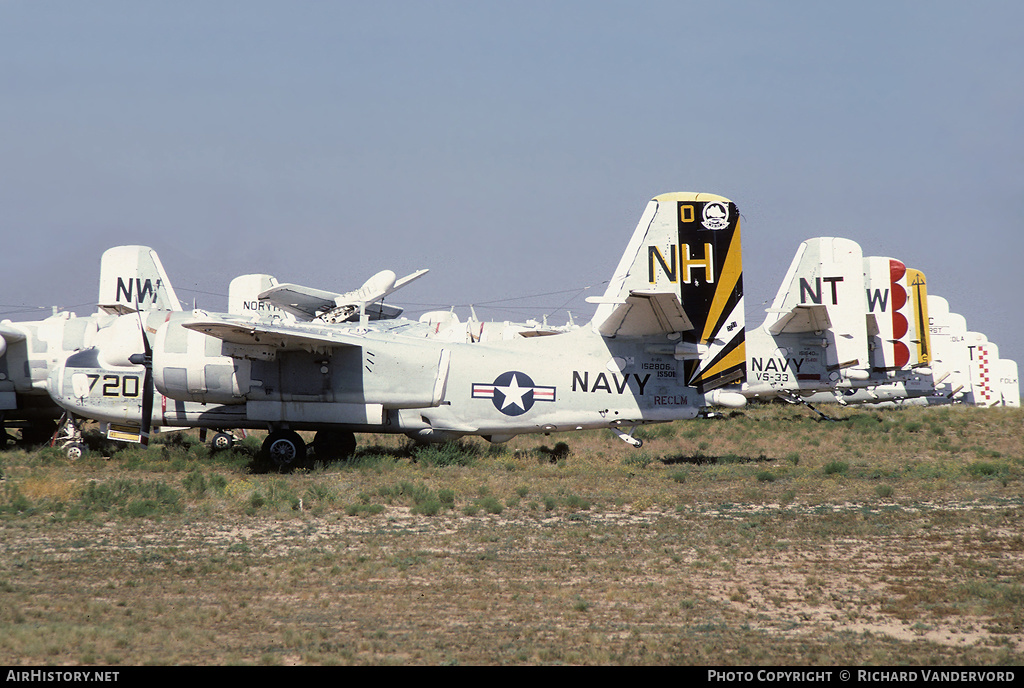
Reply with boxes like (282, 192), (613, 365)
(1, 403), (1022, 666)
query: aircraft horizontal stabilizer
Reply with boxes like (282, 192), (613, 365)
(588, 291), (695, 337)
(0, 322), (26, 359)
(766, 304), (832, 335)
(0, 322), (27, 344)
(259, 283), (359, 319)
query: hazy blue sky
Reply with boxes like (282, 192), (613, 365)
(2, 1), (1022, 369)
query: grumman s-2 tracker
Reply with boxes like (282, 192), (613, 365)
(44, 192), (749, 468)
(0, 245), (184, 449)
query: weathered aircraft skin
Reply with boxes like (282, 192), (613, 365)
(46, 193), (748, 464)
(740, 237), (870, 401)
(1, 245), (181, 445)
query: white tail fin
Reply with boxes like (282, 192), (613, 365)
(764, 237), (867, 376)
(966, 332), (996, 406)
(97, 246), (182, 314)
(994, 359), (1020, 407)
(228, 274), (295, 321)
(925, 295), (971, 401)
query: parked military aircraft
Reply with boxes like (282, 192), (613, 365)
(740, 237), (869, 404)
(45, 192), (748, 467)
(1, 245), (181, 449)
(230, 270), (576, 342)
(731, 236), (934, 408)
(227, 269), (429, 323)
(794, 281), (1021, 409)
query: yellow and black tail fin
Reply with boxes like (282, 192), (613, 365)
(589, 192), (745, 392)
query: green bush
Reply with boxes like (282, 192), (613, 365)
(823, 461), (849, 476)
(413, 441), (481, 467)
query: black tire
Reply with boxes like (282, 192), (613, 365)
(210, 432), (234, 452)
(64, 442), (87, 460)
(312, 430), (357, 463)
(261, 430), (306, 471)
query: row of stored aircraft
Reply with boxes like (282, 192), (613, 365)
(0, 192), (1018, 467)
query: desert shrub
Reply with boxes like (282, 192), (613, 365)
(966, 461), (1006, 479)
(413, 441), (481, 467)
(561, 493), (591, 511)
(376, 481), (454, 516)
(475, 495), (504, 515)
(346, 503), (386, 516)
(823, 461), (849, 476)
(622, 452), (653, 468)
(183, 469), (207, 497)
(76, 478), (182, 518)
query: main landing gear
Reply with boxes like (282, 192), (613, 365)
(259, 428), (357, 471)
(52, 413), (87, 460)
(198, 427), (242, 452)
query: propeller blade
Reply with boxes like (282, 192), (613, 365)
(128, 307), (155, 447)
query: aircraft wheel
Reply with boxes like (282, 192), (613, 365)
(312, 430), (357, 463)
(210, 432), (234, 452)
(64, 442), (87, 461)
(261, 430), (306, 471)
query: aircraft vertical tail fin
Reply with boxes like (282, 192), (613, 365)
(587, 192), (745, 392)
(925, 295), (971, 400)
(97, 246), (182, 314)
(864, 258), (931, 371)
(966, 332), (996, 406)
(906, 267), (931, 367)
(764, 237), (867, 377)
(995, 359), (1020, 407)
(228, 274), (296, 321)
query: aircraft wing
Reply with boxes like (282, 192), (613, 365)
(766, 304), (832, 335)
(258, 268), (428, 322)
(587, 291), (695, 337)
(181, 314), (369, 351)
(258, 283), (348, 320)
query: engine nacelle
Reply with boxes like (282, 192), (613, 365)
(153, 316), (251, 404)
(152, 313), (451, 411)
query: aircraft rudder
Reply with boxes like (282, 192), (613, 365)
(662, 193), (745, 392)
(905, 268), (931, 367)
